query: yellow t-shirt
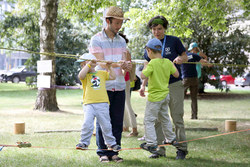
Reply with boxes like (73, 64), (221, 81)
(80, 70), (110, 104)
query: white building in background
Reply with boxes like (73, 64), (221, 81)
(0, 0), (31, 70)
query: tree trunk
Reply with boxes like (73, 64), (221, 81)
(35, 0), (59, 111)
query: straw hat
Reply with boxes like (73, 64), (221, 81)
(104, 6), (129, 20)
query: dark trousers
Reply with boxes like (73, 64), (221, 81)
(96, 90), (125, 157)
(183, 77), (198, 119)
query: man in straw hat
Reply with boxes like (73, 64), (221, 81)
(89, 6), (131, 163)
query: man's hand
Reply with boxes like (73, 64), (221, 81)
(120, 60), (132, 72)
(200, 59), (213, 67)
(125, 61), (132, 72)
(120, 60), (126, 69)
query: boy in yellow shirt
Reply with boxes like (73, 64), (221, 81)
(75, 53), (121, 152)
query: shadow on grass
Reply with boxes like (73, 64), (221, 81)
(199, 118), (250, 121)
(196, 92), (250, 100)
(55, 110), (82, 116)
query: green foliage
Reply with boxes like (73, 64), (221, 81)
(0, 12), (39, 49)
(125, 0), (232, 37)
(241, 0), (250, 17)
(62, 0), (115, 21)
(54, 17), (89, 86)
(25, 76), (37, 88)
(208, 29), (249, 76)
(194, 0), (229, 31)
(0, 7), (40, 71)
(119, 0), (132, 12)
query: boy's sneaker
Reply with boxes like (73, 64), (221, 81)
(76, 143), (88, 150)
(140, 142), (158, 154)
(163, 138), (178, 146)
(176, 149), (187, 160)
(109, 144), (121, 152)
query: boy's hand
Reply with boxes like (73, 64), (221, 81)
(105, 61), (112, 69)
(87, 60), (97, 70)
(139, 86), (146, 97)
(90, 59), (97, 65)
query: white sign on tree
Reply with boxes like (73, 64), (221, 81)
(37, 60), (52, 73)
(37, 60), (52, 88)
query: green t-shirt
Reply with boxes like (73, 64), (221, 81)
(142, 58), (176, 102)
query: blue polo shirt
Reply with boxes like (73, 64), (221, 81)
(181, 52), (201, 78)
(144, 35), (186, 84)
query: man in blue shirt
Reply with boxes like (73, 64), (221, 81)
(182, 43), (210, 119)
(181, 52), (201, 119)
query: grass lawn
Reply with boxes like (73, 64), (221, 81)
(0, 83), (250, 167)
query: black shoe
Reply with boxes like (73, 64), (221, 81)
(149, 153), (166, 159)
(140, 142), (158, 154)
(76, 143), (88, 150)
(176, 149), (187, 160)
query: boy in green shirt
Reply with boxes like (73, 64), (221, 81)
(140, 38), (179, 154)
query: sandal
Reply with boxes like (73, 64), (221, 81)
(123, 127), (129, 132)
(127, 132), (138, 137)
(111, 155), (123, 163)
(99, 156), (109, 163)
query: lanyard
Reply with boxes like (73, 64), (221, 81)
(161, 35), (166, 58)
